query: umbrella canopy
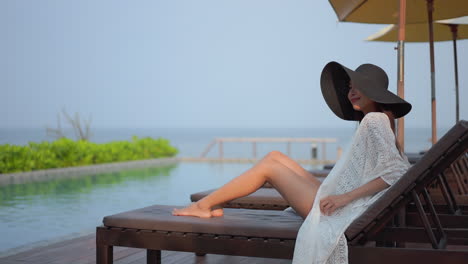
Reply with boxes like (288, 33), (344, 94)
(367, 16), (468, 124)
(366, 18), (468, 42)
(330, 0), (468, 24)
(328, 0), (468, 149)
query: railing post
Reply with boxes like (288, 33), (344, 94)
(252, 141), (257, 159)
(219, 140), (223, 159)
(337, 147), (342, 159)
(311, 143), (318, 160)
(322, 142), (326, 162)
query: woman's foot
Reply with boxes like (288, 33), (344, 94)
(172, 203), (223, 218)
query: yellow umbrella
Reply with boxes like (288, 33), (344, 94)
(330, 0), (467, 24)
(367, 16), (468, 123)
(329, 0), (468, 148)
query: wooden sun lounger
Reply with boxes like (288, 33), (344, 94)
(96, 120), (468, 264)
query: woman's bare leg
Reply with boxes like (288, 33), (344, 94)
(172, 151), (321, 219)
(267, 151), (322, 185)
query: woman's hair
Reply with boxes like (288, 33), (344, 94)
(357, 103), (403, 154)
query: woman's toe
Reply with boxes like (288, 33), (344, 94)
(211, 208), (224, 217)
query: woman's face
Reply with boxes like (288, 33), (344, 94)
(347, 82), (378, 115)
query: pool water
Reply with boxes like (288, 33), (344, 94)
(0, 162), (321, 255)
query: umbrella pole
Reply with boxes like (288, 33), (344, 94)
(397, 0), (406, 152)
(427, 0), (437, 144)
(450, 24), (459, 123)
(395, 0), (408, 242)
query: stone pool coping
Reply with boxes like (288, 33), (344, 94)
(0, 157), (179, 186)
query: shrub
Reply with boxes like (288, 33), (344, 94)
(0, 137), (178, 173)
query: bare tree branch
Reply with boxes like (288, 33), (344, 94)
(46, 113), (66, 139)
(46, 109), (92, 141)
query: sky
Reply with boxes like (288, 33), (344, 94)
(2, 0), (467, 130)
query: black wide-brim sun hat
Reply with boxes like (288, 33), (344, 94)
(320, 61), (412, 121)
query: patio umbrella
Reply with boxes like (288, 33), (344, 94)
(329, 0), (468, 148)
(367, 16), (468, 124)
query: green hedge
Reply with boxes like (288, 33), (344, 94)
(0, 136), (178, 173)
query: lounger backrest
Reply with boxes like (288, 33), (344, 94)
(345, 120), (468, 244)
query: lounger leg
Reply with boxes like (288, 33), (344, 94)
(96, 245), (113, 264)
(147, 249), (161, 264)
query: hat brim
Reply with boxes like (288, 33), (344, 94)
(320, 61), (412, 120)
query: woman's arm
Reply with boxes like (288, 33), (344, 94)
(320, 177), (389, 215)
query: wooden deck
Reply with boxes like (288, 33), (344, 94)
(2, 233), (467, 264)
(0, 234), (291, 264)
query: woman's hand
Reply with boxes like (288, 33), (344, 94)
(319, 178), (389, 216)
(320, 193), (352, 216)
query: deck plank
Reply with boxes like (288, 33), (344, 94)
(1, 235), (92, 262)
(0, 234), (292, 263)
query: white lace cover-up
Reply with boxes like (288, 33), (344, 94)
(292, 112), (411, 264)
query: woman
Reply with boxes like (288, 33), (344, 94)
(173, 61), (412, 263)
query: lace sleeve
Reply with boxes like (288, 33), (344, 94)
(358, 113), (410, 186)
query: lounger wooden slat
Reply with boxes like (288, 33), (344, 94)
(348, 246), (468, 264)
(97, 120), (468, 264)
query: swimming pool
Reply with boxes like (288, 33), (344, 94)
(0, 161), (321, 255)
